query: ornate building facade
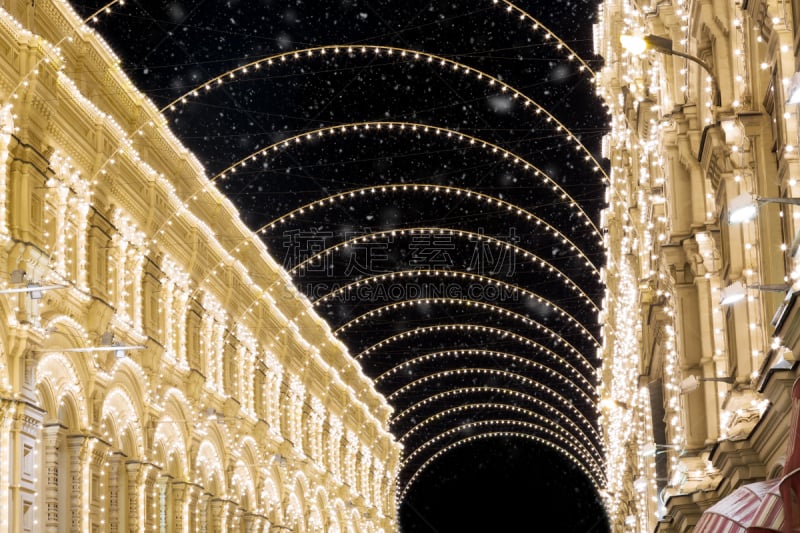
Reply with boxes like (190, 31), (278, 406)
(0, 1), (401, 531)
(597, 0), (800, 531)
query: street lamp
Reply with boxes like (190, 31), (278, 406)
(35, 331), (145, 359)
(719, 281), (790, 305)
(640, 443), (682, 457)
(727, 192), (800, 224)
(620, 33), (721, 106)
(0, 269), (67, 299)
(679, 374), (734, 394)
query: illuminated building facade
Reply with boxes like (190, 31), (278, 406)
(0, 2), (401, 531)
(596, 0), (800, 531)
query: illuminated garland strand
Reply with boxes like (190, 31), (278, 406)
(402, 419), (604, 479)
(342, 302), (591, 379)
(356, 323), (596, 378)
(290, 226), (599, 310)
(386, 368), (595, 422)
(161, 46), (607, 181)
(492, 0), (596, 76)
(397, 402), (601, 465)
(222, 122), (602, 242)
(375, 348), (595, 399)
(389, 386), (603, 467)
(315, 268), (600, 345)
(399, 431), (604, 500)
(264, 181), (601, 268)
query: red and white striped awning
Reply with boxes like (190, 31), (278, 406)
(694, 478), (783, 533)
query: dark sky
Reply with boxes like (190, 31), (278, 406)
(71, 1), (611, 531)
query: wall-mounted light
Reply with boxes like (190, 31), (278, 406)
(0, 270), (67, 299)
(35, 331), (145, 358)
(640, 443), (682, 457)
(598, 397), (630, 411)
(679, 374), (734, 394)
(203, 407), (246, 425)
(787, 72), (800, 105)
(204, 407), (222, 420)
(728, 192), (800, 224)
(620, 34), (721, 106)
(720, 281), (747, 305)
(720, 281), (790, 305)
(770, 346), (795, 371)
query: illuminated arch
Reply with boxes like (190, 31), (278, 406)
(375, 348), (596, 399)
(387, 368), (598, 448)
(101, 387), (145, 459)
(260, 469), (283, 526)
(329, 498), (346, 533)
(386, 366), (595, 412)
(338, 297), (591, 364)
(347, 507), (364, 533)
(400, 431), (603, 500)
(195, 439), (227, 497)
(106, 357), (150, 414)
(491, 0), (596, 76)
(308, 505), (324, 533)
(151, 388), (193, 480)
(264, 181), (602, 254)
(285, 492), (304, 533)
(163, 47), (607, 181)
(289, 226), (599, 310)
(314, 268), (599, 345)
(398, 401), (603, 468)
(401, 419), (605, 484)
(356, 322), (596, 378)
(35, 352), (89, 428)
(390, 386), (602, 454)
(50, 383), (82, 432)
(229, 436), (260, 512)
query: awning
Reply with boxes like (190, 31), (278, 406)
(694, 478), (783, 533)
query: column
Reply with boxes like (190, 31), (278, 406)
(183, 483), (202, 533)
(126, 461), (142, 533)
(209, 497), (224, 531)
(143, 467), (158, 531)
(250, 514), (267, 532)
(157, 475), (168, 533)
(224, 500), (238, 531)
(66, 435), (87, 532)
(239, 511), (252, 532)
(41, 424), (62, 533)
(88, 441), (108, 530)
(107, 453), (121, 533)
(198, 493), (210, 533)
(171, 481), (186, 533)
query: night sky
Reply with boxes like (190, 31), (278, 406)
(71, 1), (611, 531)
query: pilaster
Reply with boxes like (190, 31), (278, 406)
(107, 452), (122, 533)
(66, 435), (89, 532)
(40, 424), (63, 532)
(1, 397), (44, 533)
